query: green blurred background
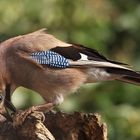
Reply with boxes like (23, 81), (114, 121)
(0, 0), (140, 139)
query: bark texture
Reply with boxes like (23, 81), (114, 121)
(0, 109), (107, 140)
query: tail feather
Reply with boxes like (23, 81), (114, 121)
(118, 76), (140, 86)
(69, 59), (140, 86)
(105, 67), (140, 78)
(105, 67), (140, 86)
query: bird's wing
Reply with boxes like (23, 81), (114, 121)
(4, 29), (140, 86)
(7, 29), (131, 70)
(5, 29), (72, 69)
(51, 44), (130, 67)
(30, 50), (69, 68)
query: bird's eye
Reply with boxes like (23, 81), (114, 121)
(0, 95), (3, 103)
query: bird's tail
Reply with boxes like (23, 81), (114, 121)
(69, 60), (140, 86)
(105, 67), (140, 86)
(119, 76), (140, 86)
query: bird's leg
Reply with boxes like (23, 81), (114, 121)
(0, 84), (17, 122)
(2, 99), (16, 122)
(4, 84), (17, 113)
(22, 94), (64, 114)
(31, 94), (64, 112)
(13, 94), (64, 127)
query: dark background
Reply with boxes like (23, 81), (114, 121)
(0, 0), (140, 139)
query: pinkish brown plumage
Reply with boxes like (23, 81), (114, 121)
(0, 29), (140, 113)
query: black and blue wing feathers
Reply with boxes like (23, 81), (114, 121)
(31, 51), (69, 68)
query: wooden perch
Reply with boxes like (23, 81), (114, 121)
(0, 109), (107, 140)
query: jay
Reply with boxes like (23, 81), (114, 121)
(0, 29), (140, 114)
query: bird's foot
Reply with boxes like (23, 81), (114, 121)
(6, 94), (63, 127)
(12, 102), (55, 128)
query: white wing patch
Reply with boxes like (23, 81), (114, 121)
(79, 53), (88, 60)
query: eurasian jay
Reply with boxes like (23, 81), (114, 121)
(0, 29), (140, 113)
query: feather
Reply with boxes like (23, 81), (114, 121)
(68, 60), (131, 70)
(105, 67), (140, 86)
(105, 67), (140, 78)
(31, 50), (69, 68)
(52, 44), (130, 67)
(51, 46), (81, 61)
(51, 45), (107, 61)
(1, 28), (140, 112)
(118, 76), (140, 86)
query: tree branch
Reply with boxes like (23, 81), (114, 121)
(0, 109), (107, 140)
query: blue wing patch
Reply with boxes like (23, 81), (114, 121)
(31, 51), (69, 68)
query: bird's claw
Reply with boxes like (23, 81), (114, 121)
(12, 103), (54, 128)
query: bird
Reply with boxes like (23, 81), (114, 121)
(0, 28), (140, 114)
